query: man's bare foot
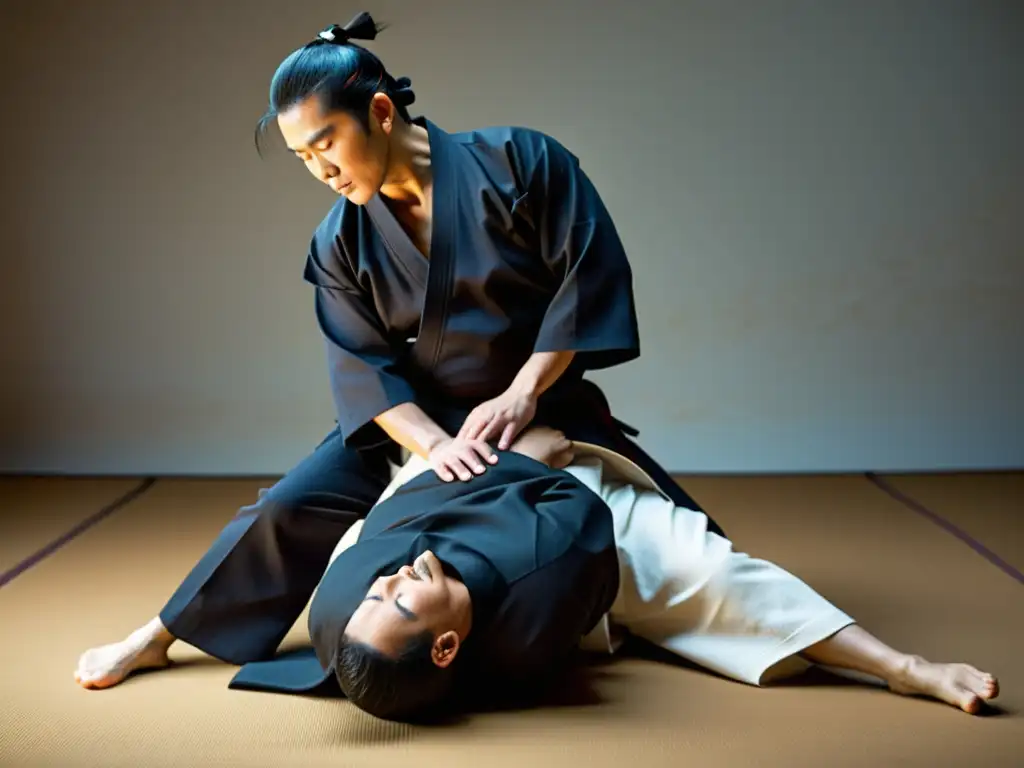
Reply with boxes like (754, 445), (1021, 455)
(74, 618), (175, 690)
(887, 655), (1000, 714)
(510, 427), (575, 468)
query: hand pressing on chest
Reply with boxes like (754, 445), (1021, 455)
(457, 386), (538, 450)
(428, 435), (499, 482)
(457, 350), (577, 450)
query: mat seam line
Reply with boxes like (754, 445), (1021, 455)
(863, 471), (1023, 585)
(0, 477), (158, 589)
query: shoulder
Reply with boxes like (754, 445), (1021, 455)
(455, 124), (581, 177)
(473, 545), (618, 675)
(453, 124), (572, 152)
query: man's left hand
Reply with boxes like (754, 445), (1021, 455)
(457, 387), (538, 450)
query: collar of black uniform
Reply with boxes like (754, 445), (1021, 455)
(411, 115), (440, 136)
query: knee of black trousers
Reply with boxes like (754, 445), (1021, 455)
(236, 484), (365, 558)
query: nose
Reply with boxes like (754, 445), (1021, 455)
(311, 153), (338, 181)
(380, 568), (414, 596)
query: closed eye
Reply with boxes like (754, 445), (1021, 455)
(363, 595), (417, 621)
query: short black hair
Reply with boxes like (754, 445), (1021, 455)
(254, 11), (417, 155)
(335, 630), (456, 722)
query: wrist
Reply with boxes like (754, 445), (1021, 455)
(509, 351), (575, 401)
(376, 403), (452, 459)
(421, 431), (451, 456)
(509, 371), (541, 400)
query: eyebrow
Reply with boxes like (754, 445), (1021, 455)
(287, 125), (335, 153)
(364, 595), (417, 622)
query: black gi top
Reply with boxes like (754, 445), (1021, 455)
(229, 452), (619, 706)
(304, 117), (640, 448)
(305, 113), (717, 530)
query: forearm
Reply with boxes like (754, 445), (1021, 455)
(509, 351), (576, 398)
(374, 402), (450, 459)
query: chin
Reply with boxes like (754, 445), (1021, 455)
(345, 186), (373, 206)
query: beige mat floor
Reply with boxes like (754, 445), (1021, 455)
(878, 472), (1024, 574)
(0, 477), (143, 574)
(0, 473), (1020, 767)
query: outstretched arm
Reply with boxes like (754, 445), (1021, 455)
(461, 130), (642, 451)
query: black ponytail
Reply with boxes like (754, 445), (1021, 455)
(255, 12), (417, 155)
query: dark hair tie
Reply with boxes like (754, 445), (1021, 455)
(317, 11), (379, 44)
(390, 76), (416, 108)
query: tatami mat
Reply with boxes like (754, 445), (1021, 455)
(0, 477), (145, 575)
(876, 472), (1024, 576)
(0, 474), (1020, 767)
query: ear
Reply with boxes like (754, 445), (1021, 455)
(430, 631), (461, 669)
(369, 93), (396, 134)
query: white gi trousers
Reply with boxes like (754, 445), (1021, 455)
(322, 443), (855, 686)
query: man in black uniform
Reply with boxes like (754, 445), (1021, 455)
(227, 434), (619, 720)
(74, 12), (718, 696)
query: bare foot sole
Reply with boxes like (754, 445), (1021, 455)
(888, 655), (999, 714)
(75, 633), (171, 690)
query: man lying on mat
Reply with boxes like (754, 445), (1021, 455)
(302, 428), (1000, 721)
(74, 428), (999, 722)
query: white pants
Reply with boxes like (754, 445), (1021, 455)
(324, 444), (855, 686)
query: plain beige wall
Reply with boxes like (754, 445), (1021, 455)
(0, 0), (1021, 475)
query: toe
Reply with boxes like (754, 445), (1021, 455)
(83, 674), (109, 689)
(984, 677), (1000, 699)
(960, 692), (983, 715)
(969, 670), (998, 698)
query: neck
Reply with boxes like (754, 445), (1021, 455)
(380, 119), (432, 207)
(451, 579), (474, 639)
